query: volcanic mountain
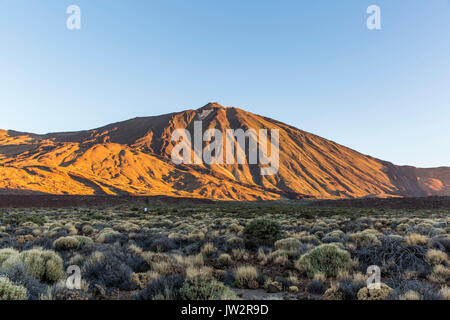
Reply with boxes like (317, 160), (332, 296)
(1, 103), (449, 200)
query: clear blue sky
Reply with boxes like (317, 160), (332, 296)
(1, 0), (449, 168)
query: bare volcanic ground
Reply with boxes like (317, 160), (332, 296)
(1, 103), (449, 200)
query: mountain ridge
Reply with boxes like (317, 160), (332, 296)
(1, 103), (449, 200)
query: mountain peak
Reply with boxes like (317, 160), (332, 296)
(198, 102), (225, 111)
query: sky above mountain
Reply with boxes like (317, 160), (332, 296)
(0, 0), (449, 168)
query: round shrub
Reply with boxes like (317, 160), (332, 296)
(405, 233), (431, 246)
(357, 283), (394, 300)
(264, 279), (282, 293)
(53, 236), (80, 251)
(180, 279), (237, 300)
(322, 282), (357, 300)
(2, 249), (64, 283)
(349, 230), (381, 248)
(323, 230), (346, 243)
(307, 279), (326, 295)
(396, 223), (409, 233)
(234, 265), (259, 289)
(295, 244), (352, 278)
(14, 235), (35, 246)
(0, 248), (19, 266)
(0, 277), (27, 300)
(217, 254), (232, 267)
(275, 238), (301, 251)
(74, 235), (94, 248)
(226, 236), (245, 248)
(243, 219), (281, 247)
(96, 228), (122, 244)
(81, 225), (95, 235)
(426, 249), (448, 265)
(298, 235), (321, 245)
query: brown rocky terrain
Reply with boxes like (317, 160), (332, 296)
(1, 102), (449, 200)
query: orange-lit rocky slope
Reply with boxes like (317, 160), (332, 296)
(1, 103), (449, 200)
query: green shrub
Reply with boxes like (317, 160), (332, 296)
(295, 244), (352, 278)
(299, 235), (321, 245)
(53, 236), (80, 251)
(180, 279), (237, 300)
(243, 219), (281, 247)
(0, 277), (27, 300)
(349, 230), (381, 248)
(0, 248), (19, 266)
(96, 228), (121, 243)
(2, 249), (64, 283)
(323, 230), (345, 242)
(74, 235), (94, 247)
(53, 236), (92, 251)
(81, 225), (95, 235)
(275, 238), (301, 251)
(217, 254), (232, 266)
(357, 283), (394, 300)
(226, 236), (245, 247)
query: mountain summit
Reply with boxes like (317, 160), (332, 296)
(1, 103), (449, 200)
